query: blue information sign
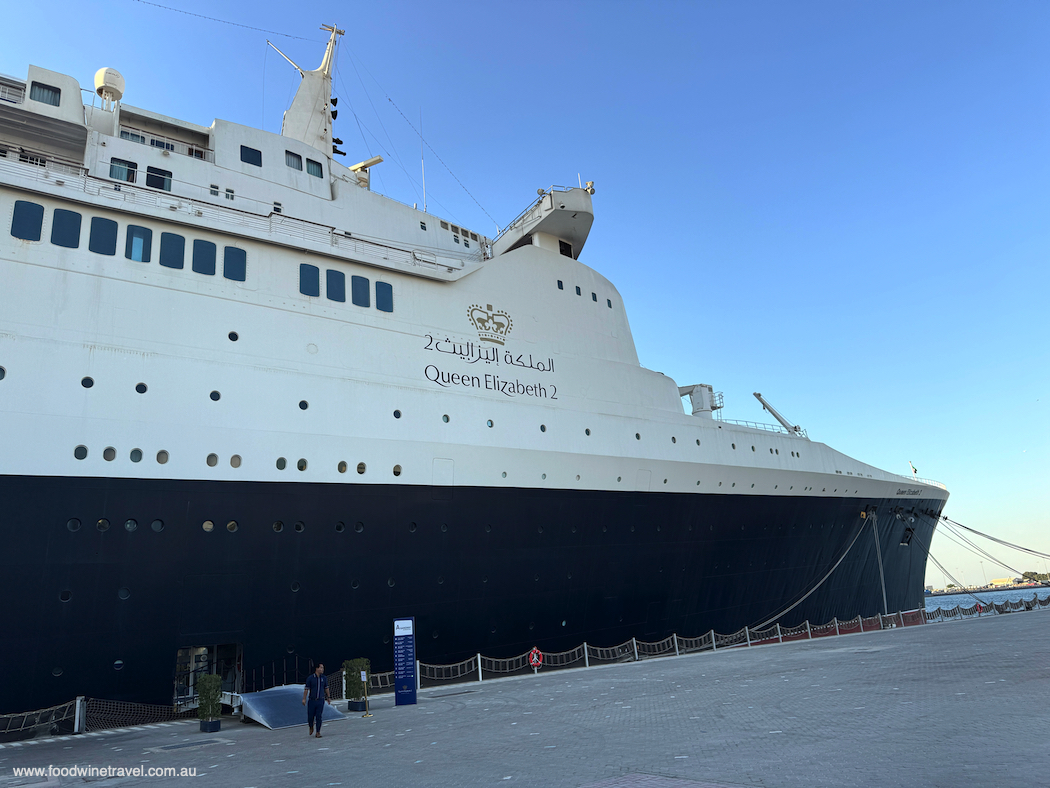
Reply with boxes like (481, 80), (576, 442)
(393, 617), (417, 706)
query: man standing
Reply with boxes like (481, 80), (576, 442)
(302, 663), (330, 738)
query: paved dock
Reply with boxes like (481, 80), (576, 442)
(2, 611), (1048, 787)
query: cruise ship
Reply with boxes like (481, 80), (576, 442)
(0, 26), (948, 714)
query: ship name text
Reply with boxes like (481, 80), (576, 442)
(896, 488), (922, 496)
(424, 365), (557, 399)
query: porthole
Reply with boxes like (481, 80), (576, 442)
(501, 471), (507, 478)
(74, 445), (88, 460)
(294, 521), (305, 533)
(135, 382), (147, 394)
(571, 525), (576, 533)
(770, 448), (774, 454)
(440, 523), (448, 533)
(437, 576), (444, 585)
(732, 444), (736, 450)
(52, 667), (63, 677)
(156, 450), (169, 464)
(541, 473), (546, 480)
(117, 587), (130, 600)
(576, 474), (581, 481)
(0, 367), (5, 380)
(585, 428), (591, 436)
(537, 525), (543, 534)
(230, 454), (242, 468)
(387, 578), (395, 587)
(540, 424), (546, 432)
(442, 414), (450, 423)
(299, 400), (309, 410)
(81, 377), (93, 388)
(751, 484), (755, 488)
(226, 521), (238, 532)
(351, 579), (360, 589)
(732, 483), (736, 487)
(202, 520), (214, 532)
(291, 582), (300, 592)
(297, 458), (308, 471)
(393, 464), (402, 476)
(124, 519), (137, 532)
(482, 576), (488, 583)
(751, 446), (755, 452)
(151, 519), (164, 532)
(393, 410), (402, 419)
(66, 518), (80, 532)
(338, 461), (347, 473)
(59, 590), (72, 602)
(409, 522), (417, 533)
(356, 462), (366, 474)
(97, 518), (110, 532)
(228, 331), (239, 341)
(113, 660), (124, 671)
(696, 439), (700, 446)
(671, 437), (676, 444)
(209, 390), (221, 401)
(486, 419), (494, 428)
(663, 479), (668, 484)
(602, 525), (607, 533)
(617, 476), (621, 482)
(103, 447), (116, 462)
(432, 631), (439, 639)
(273, 521), (284, 533)
(335, 522), (345, 533)
(484, 524), (491, 533)
(206, 453), (218, 467)
(276, 457), (287, 470)
(130, 448), (142, 463)
(635, 433), (641, 440)
(355, 522), (364, 533)
(630, 525), (635, 532)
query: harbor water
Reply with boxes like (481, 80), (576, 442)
(925, 588), (1050, 611)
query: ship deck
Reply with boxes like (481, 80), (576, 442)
(3, 607), (1046, 787)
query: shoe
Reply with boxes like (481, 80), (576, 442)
(308, 726), (314, 735)
(315, 733), (322, 738)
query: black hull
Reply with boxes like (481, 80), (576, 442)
(0, 475), (942, 713)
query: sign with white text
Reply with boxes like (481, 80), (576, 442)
(393, 617), (416, 706)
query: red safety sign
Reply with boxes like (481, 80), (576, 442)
(528, 647), (543, 668)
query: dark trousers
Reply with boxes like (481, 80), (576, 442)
(307, 699), (325, 731)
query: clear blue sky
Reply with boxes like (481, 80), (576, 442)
(5, 1), (1049, 588)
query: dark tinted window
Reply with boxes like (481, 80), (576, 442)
(11, 200), (44, 241)
(30, 82), (60, 106)
(326, 269), (345, 302)
(559, 240), (573, 258)
(240, 146), (262, 167)
(109, 158), (137, 183)
(145, 166), (172, 191)
(224, 247), (247, 281)
(306, 159), (323, 178)
(300, 264), (320, 297)
(192, 240), (216, 275)
(160, 232), (185, 268)
(351, 275), (369, 307)
(125, 225), (152, 262)
(51, 209), (81, 248)
(88, 217), (118, 255)
(376, 281), (393, 313)
(285, 151), (302, 170)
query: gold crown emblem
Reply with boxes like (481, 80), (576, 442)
(468, 304), (513, 345)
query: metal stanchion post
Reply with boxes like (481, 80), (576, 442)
(361, 670), (373, 718)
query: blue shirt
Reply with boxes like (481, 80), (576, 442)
(305, 673), (327, 701)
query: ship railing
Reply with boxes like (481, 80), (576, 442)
(494, 184), (579, 242)
(0, 82), (25, 104)
(117, 124), (215, 163)
(12, 593), (1048, 734)
(0, 146), (87, 177)
(716, 417), (808, 438)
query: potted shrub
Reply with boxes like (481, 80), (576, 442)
(342, 658), (370, 712)
(197, 673), (222, 733)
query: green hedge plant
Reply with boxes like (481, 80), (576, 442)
(196, 674), (222, 721)
(342, 658), (370, 700)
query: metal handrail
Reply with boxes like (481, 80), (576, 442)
(0, 83), (25, 104)
(494, 185), (578, 242)
(719, 418), (808, 438)
(118, 125), (214, 163)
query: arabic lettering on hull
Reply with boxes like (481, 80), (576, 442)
(423, 335), (555, 373)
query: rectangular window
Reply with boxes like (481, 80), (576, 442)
(150, 138), (175, 151)
(145, 166), (172, 191)
(120, 129), (146, 144)
(306, 159), (323, 178)
(326, 270), (346, 302)
(453, 235), (460, 244)
(607, 298), (612, 308)
(274, 202), (282, 214)
(451, 225), (460, 234)
(464, 239), (470, 249)
(224, 247), (247, 281)
(240, 145), (262, 167)
(88, 217), (118, 255)
(376, 281), (393, 313)
(11, 200), (44, 241)
(351, 275), (370, 307)
(575, 286), (581, 296)
(29, 82), (60, 106)
(440, 221), (449, 230)
(557, 280), (564, 290)
(192, 239), (216, 275)
(160, 232), (185, 269)
(591, 292), (597, 302)
(125, 225), (152, 262)
(51, 208), (81, 248)
(225, 188), (234, 201)
(420, 221), (426, 231)
(300, 263), (320, 297)
(285, 151), (303, 170)
(109, 158), (137, 183)
(209, 184), (219, 196)
(559, 240), (573, 258)
(470, 232), (478, 241)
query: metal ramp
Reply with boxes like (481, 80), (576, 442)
(238, 685), (346, 730)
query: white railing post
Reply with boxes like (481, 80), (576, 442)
(73, 696), (86, 734)
(673, 633), (679, 656)
(898, 611), (905, 627)
(744, 627), (751, 647)
(806, 621), (812, 639)
(710, 629), (717, 651)
(834, 617), (840, 636)
(477, 653), (483, 683)
(415, 660), (421, 692)
(776, 623), (783, 643)
(878, 613), (883, 629)
(584, 642), (589, 668)
(632, 638), (638, 661)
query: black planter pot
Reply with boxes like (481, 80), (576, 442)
(347, 700), (367, 712)
(199, 719), (221, 733)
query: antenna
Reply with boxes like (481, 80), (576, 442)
(420, 108), (427, 213)
(266, 40), (304, 76)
